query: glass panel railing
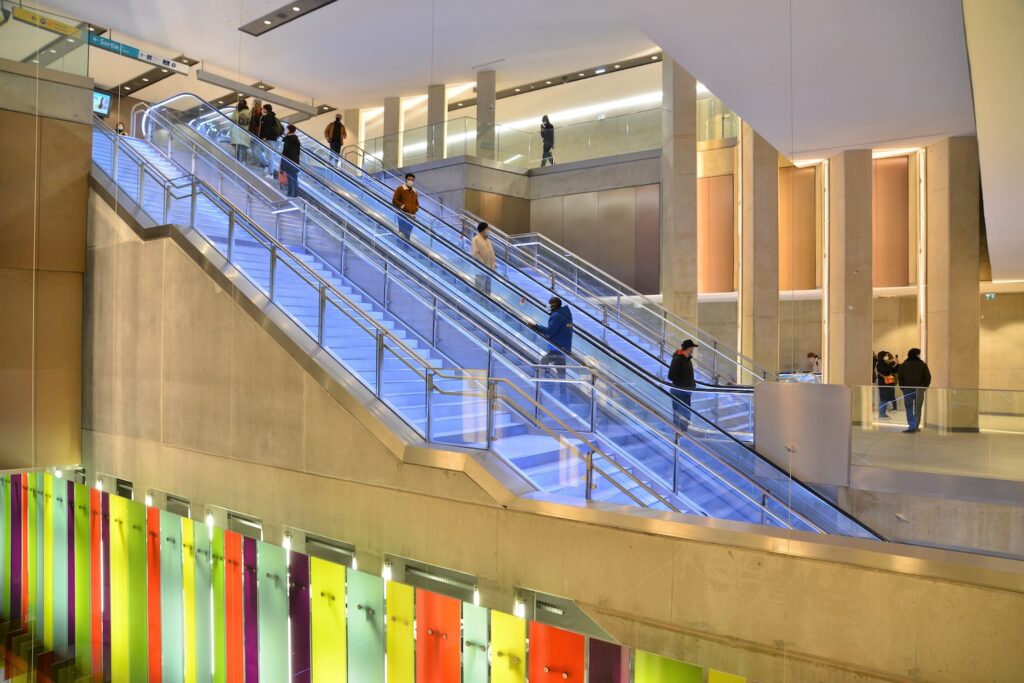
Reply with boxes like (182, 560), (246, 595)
(0, 4), (89, 77)
(93, 117), (698, 522)
(852, 385), (1024, 482)
(138, 93), (880, 536)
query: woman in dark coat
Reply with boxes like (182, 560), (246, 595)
(875, 350), (898, 419)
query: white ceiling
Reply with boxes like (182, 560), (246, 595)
(37, 0), (656, 109)
(609, 0), (976, 159)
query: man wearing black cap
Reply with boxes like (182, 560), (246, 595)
(668, 340), (698, 434)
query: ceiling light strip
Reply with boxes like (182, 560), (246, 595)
(197, 69), (320, 115)
(238, 0), (339, 37)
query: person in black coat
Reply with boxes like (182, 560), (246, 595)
(281, 124), (301, 197)
(897, 348), (931, 432)
(875, 351), (898, 419)
(668, 339), (698, 435)
(258, 103), (281, 175)
(539, 115), (555, 167)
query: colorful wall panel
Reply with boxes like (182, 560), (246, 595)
(415, 588), (460, 683)
(0, 472), (753, 683)
(386, 581), (414, 683)
(528, 622), (585, 681)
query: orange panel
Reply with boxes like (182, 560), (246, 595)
(527, 622), (585, 682)
(415, 589), (461, 683)
(223, 531), (244, 683)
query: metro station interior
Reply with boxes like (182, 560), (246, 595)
(0, 0), (1022, 681)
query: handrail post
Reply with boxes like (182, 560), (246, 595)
(317, 283), (326, 345)
(589, 373), (597, 433)
(163, 184), (171, 223)
(269, 245), (277, 300)
(190, 180), (198, 227)
(425, 370), (434, 442)
(534, 366), (542, 421)
(585, 451), (594, 500)
(485, 379), (496, 450)
(227, 212), (235, 262)
(375, 330), (385, 396)
(432, 297), (439, 347)
(137, 163), (145, 200)
(301, 207), (309, 246)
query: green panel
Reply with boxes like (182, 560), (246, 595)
(211, 528), (226, 683)
(634, 651), (703, 683)
(346, 569), (384, 683)
(126, 500), (148, 682)
(490, 610), (525, 683)
(385, 581), (414, 683)
(27, 472), (36, 634)
(461, 602), (488, 683)
(193, 521), (212, 683)
(160, 510), (184, 683)
(109, 494), (129, 682)
(73, 482), (92, 676)
(709, 670), (746, 683)
(2, 476), (10, 621)
(43, 474), (54, 649)
(257, 542), (289, 682)
(310, 557), (346, 683)
(52, 476), (69, 657)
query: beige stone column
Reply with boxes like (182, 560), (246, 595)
(476, 70), (497, 160)
(825, 149), (873, 387)
(342, 108), (360, 144)
(659, 59), (698, 324)
(926, 136), (980, 429)
(382, 96), (401, 169)
(739, 123), (780, 374)
(426, 83), (446, 162)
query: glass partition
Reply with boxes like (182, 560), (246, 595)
(0, 5), (89, 76)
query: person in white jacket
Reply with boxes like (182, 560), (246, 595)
(230, 99), (251, 163)
(471, 221), (497, 293)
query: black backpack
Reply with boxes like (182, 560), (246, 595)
(273, 117), (284, 139)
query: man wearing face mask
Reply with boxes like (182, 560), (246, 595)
(668, 340), (698, 435)
(530, 297), (574, 401)
(391, 172), (419, 240)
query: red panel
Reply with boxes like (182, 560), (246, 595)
(528, 622), (585, 682)
(20, 474), (28, 628)
(147, 506), (163, 683)
(415, 589), (461, 683)
(224, 530), (244, 683)
(90, 487), (103, 682)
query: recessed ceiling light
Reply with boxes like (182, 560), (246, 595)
(614, 64), (621, 69)
(258, 84), (265, 88)
(142, 77), (149, 82)
(514, 88), (520, 92)
(49, 49), (57, 54)
(545, 80), (552, 85)
(651, 55), (658, 60)
(66, 38), (75, 43)
(323, 105), (329, 110)
(31, 59), (38, 63)
(292, 5), (301, 10)
(238, 92), (244, 96)
(88, 26), (95, 31)
(594, 68), (605, 74)
(578, 72), (584, 77)
(124, 86), (131, 90)
(263, 19), (272, 25)
(161, 68), (168, 73)
(457, 102), (464, 107)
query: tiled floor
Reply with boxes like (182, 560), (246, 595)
(852, 408), (1024, 481)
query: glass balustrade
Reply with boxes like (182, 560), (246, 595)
(0, 4), (89, 76)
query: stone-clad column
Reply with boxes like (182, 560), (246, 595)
(739, 123), (780, 375)
(659, 59), (698, 324)
(382, 96), (400, 169)
(825, 149), (873, 386)
(476, 70), (496, 161)
(926, 136), (980, 429)
(426, 84), (446, 162)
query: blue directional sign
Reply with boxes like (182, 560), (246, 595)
(87, 33), (189, 75)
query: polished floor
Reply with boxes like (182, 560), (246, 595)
(853, 409), (1024, 481)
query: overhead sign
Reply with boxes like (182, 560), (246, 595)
(87, 32), (189, 75)
(9, 7), (81, 37)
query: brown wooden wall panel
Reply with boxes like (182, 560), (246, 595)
(697, 174), (734, 292)
(778, 166), (817, 290)
(873, 156), (910, 286)
(597, 187), (637, 288)
(634, 184), (661, 294)
(562, 192), (600, 266)
(465, 190), (531, 235)
(530, 196), (564, 243)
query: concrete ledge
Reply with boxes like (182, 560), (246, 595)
(0, 56), (93, 124)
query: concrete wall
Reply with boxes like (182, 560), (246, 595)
(981, 292), (1024, 389)
(84, 186), (1024, 683)
(0, 58), (92, 469)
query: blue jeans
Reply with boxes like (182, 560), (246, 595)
(284, 163), (299, 197)
(903, 389), (925, 430)
(398, 213), (415, 239)
(671, 388), (692, 433)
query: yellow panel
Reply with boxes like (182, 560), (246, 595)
(42, 474), (53, 649)
(109, 494), (129, 682)
(182, 517), (197, 683)
(490, 610), (526, 683)
(385, 581), (414, 683)
(311, 557), (347, 683)
(709, 670), (746, 683)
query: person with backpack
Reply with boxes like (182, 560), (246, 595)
(231, 99), (251, 162)
(668, 340), (698, 435)
(539, 115), (555, 167)
(530, 297), (574, 402)
(324, 113), (347, 156)
(281, 124), (301, 197)
(258, 103), (283, 176)
(897, 348), (931, 432)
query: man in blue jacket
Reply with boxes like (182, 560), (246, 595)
(530, 297), (574, 401)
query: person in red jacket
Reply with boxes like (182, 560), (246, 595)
(391, 173), (419, 240)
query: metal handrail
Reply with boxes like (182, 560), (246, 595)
(93, 119), (685, 517)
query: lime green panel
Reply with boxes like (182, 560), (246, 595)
(193, 521), (212, 683)
(461, 603), (488, 683)
(211, 528), (226, 683)
(346, 569), (384, 683)
(310, 557), (346, 683)
(52, 476), (70, 657)
(634, 651), (702, 683)
(126, 500), (148, 682)
(43, 474), (54, 649)
(257, 542), (289, 682)
(182, 518), (197, 683)
(108, 494), (130, 682)
(34, 472), (44, 633)
(709, 670), (746, 683)
(490, 610), (525, 683)
(27, 472), (36, 634)
(385, 581), (414, 683)
(73, 482), (92, 676)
